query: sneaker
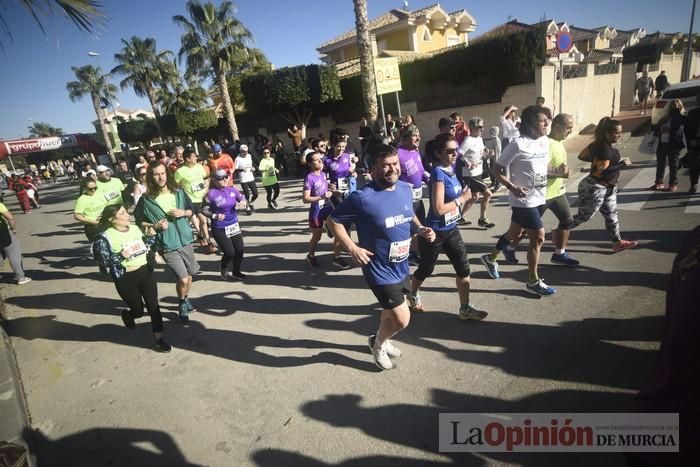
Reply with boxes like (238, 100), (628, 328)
(16, 277), (32, 285)
(369, 335), (401, 358)
(246, 208), (252, 216)
(207, 243), (218, 254)
(220, 268), (229, 280)
(250, 205), (255, 213)
(271, 200), (278, 208)
(406, 293), (424, 312)
(154, 338), (172, 353)
(306, 254), (319, 268)
(526, 279), (557, 296)
(268, 203), (276, 210)
(612, 239), (639, 253)
(120, 308), (136, 329)
(503, 248), (519, 264)
(457, 218), (472, 226)
(185, 298), (196, 312)
(178, 301), (189, 322)
(478, 218), (495, 229)
(649, 183), (665, 191)
(367, 336), (393, 370)
(333, 256), (351, 269)
(480, 254), (500, 279)
(459, 303), (488, 321)
(668, 184), (678, 192)
(551, 252), (580, 266)
(230, 271), (247, 280)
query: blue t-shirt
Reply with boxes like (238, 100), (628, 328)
(205, 186), (244, 229)
(426, 165), (462, 231)
(331, 181), (414, 286)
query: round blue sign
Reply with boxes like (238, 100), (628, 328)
(556, 32), (573, 53)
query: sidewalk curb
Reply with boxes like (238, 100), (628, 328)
(0, 294), (35, 466)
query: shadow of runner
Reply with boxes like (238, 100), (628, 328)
(251, 449), (464, 466)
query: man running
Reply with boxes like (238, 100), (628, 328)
(174, 149), (215, 254)
(95, 165), (125, 207)
(457, 117), (495, 228)
(135, 161), (200, 321)
(234, 144), (258, 214)
(207, 144), (235, 187)
(328, 144), (436, 371)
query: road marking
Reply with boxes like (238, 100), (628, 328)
(615, 166), (656, 211)
(685, 194), (700, 214)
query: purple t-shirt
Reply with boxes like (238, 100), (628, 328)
(323, 152), (351, 188)
(398, 147), (428, 189)
(304, 171), (331, 216)
(205, 186), (244, 229)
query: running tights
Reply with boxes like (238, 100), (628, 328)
(113, 265), (163, 333)
(264, 183), (280, 205)
(212, 229), (244, 275)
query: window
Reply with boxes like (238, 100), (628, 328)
(422, 28), (432, 42)
(446, 35), (460, 47)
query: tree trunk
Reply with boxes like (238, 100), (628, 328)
(91, 93), (115, 162)
(146, 86), (164, 138)
(353, 0), (379, 124)
(218, 71), (239, 141)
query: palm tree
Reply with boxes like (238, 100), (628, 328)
(353, 0), (378, 124)
(0, 0), (106, 51)
(174, 0), (253, 141)
(66, 64), (117, 159)
(111, 36), (173, 118)
(28, 122), (63, 137)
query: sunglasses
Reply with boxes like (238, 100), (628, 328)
(85, 187), (97, 192)
(443, 148), (457, 154)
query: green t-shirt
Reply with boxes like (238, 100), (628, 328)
(546, 138), (567, 200)
(0, 203), (8, 227)
(103, 224), (148, 270)
(155, 192), (177, 214)
(174, 164), (207, 203)
(74, 193), (108, 222)
(259, 157), (278, 186)
(96, 178), (126, 206)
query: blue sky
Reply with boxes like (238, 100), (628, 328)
(0, 0), (695, 139)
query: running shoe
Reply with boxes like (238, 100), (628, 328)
(406, 293), (424, 312)
(333, 256), (351, 269)
(480, 254), (500, 279)
(306, 254), (319, 268)
(120, 308), (136, 329)
(369, 335), (401, 358)
(230, 271), (247, 280)
(178, 301), (190, 321)
(272, 200), (278, 208)
(459, 304), (488, 321)
(649, 183), (665, 191)
(16, 277), (32, 285)
(185, 298), (196, 312)
(268, 203), (276, 210)
(154, 338), (172, 353)
(368, 336), (393, 370)
(503, 248), (519, 264)
(250, 205), (255, 213)
(246, 208), (252, 216)
(551, 252), (580, 266)
(457, 218), (472, 226)
(612, 239), (639, 253)
(526, 279), (556, 296)
(207, 243), (218, 254)
(668, 184), (678, 192)
(478, 218), (495, 229)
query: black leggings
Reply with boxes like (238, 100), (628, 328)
(212, 229), (244, 274)
(264, 183), (280, 205)
(688, 151), (700, 186)
(114, 265), (163, 333)
(414, 227), (471, 281)
(241, 181), (258, 204)
(655, 144), (679, 185)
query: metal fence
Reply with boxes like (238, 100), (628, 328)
(594, 62), (620, 75)
(556, 64), (588, 80)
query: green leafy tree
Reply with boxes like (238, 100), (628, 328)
(174, 0), (254, 141)
(27, 121), (63, 137)
(117, 118), (159, 148)
(155, 58), (210, 114)
(226, 47), (272, 109)
(111, 36), (173, 118)
(66, 64), (117, 158)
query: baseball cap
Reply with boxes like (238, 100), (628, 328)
(212, 144), (222, 153)
(96, 164), (110, 173)
(239, 144), (248, 152)
(438, 117), (455, 129)
(214, 169), (228, 179)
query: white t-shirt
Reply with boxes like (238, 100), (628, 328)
(500, 116), (520, 141)
(458, 136), (485, 177)
(496, 135), (549, 208)
(235, 154), (255, 183)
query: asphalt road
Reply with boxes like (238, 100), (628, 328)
(1, 136), (697, 466)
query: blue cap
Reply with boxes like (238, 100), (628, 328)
(212, 144), (222, 153)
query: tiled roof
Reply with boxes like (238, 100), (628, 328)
(568, 25), (600, 41)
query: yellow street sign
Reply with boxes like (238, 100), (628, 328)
(374, 57), (402, 95)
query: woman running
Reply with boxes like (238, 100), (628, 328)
(408, 133), (487, 320)
(74, 178), (109, 241)
(202, 169), (247, 280)
(571, 117), (638, 252)
(259, 147), (281, 210)
(302, 151), (344, 268)
(92, 204), (170, 352)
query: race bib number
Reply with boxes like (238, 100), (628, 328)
(225, 222), (241, 237)
(104, 190), (119, 201)
(317, 198), (326, 209)
(412, 187), (423, 202)
(444, 206), (461, 226)
(532, 173), (547, 188)
(267, 169), (276, 176)
(191, 181), (205, 192)
(337, 177), (349, 192)
(122, 239), (147, 259)
(388, 239), (411, 262)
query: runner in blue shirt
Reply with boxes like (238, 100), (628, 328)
(329, 144), (435, 371)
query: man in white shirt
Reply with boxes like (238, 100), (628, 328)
(234, 144), (258, 215)
(500, 105), (520, 148)
(457, 117), (495, 228)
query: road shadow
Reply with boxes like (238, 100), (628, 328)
(252, 449), (462, 466)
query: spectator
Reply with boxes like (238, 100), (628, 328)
(635, 70), (655, 116)
(655, 70), (669, 97)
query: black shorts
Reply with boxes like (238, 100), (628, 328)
(537, 195), (572, 227)
(369, 279), (409, 310)
(464, 176), (488, 193)
(511, 206), (544, 230)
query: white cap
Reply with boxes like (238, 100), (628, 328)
(96, 164), (110, 173)
(239, 144), (248, 152)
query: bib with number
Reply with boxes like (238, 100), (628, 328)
(388, 239), (411, 262)
(224, 222), (241, 237)
(191, 181), (205, 192)
(337, 177), (349, 192)
(412, 187), (423, 202)
(444, 206), (461, 226)
(317, 198), (326, 209)
(122, 238), (148, 259)
(532, 173), (547, 188)
(104, 190), (118, 201)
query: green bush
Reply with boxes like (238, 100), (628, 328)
(174, 109), (218, 136)
(117, 119), (159, 146)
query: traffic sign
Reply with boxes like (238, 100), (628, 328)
(556, 31), (573, 54)
(374, 57), (402, 95)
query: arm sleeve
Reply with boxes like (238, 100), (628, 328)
(330, 191), (362, 225)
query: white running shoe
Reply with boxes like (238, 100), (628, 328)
(368, 335), (394, 370)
